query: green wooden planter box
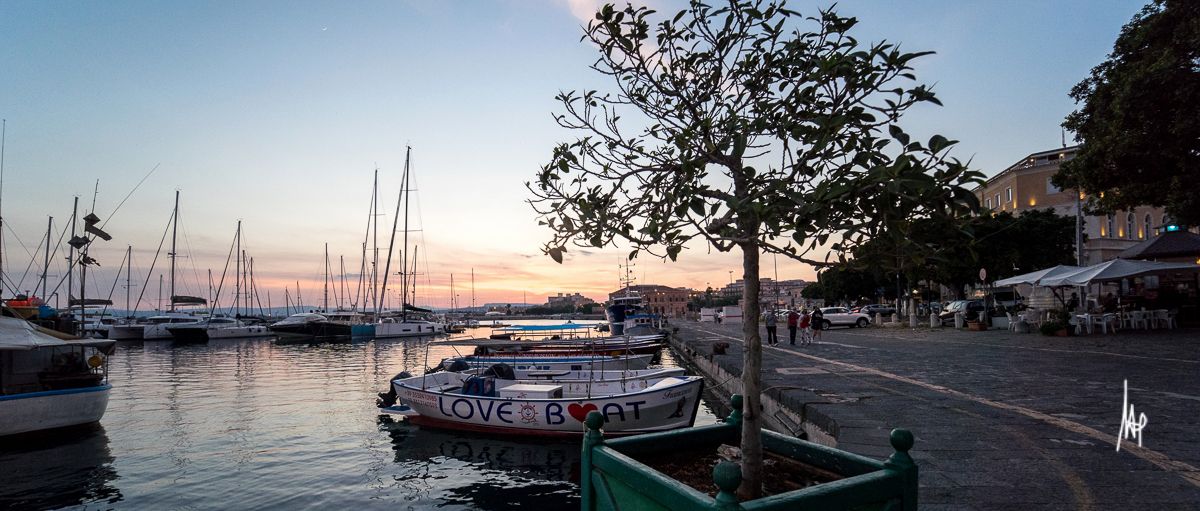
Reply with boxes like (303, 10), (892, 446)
(580, 395), (917, 511)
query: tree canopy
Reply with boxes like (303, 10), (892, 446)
(1055, 0), (1200, 226)
(528, 0), (979, 496)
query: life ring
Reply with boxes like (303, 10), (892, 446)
(88, 354), (104, 368)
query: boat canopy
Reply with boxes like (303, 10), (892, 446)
(67, 296), (114, 307)
(171, 295), (208, 305)
(403, 303), (433, 313)
(0, 315), (116, 352)
(496, 323), (598, 332)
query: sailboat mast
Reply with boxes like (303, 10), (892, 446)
(450, 273), (455, 312)
(323, 243), (331, 312)
(169, 190), (178, 312)
(235, 220), (242, 317)
(471, 268), (475, 311)
(339, 255), (346, 310)
(0, 119), (6, 292)
(371, 168), (379, 312)
(126, 245), (132, 315)
(400, 147), (411, 321)
(377, 148), (409, 316)
(296, 281), (302, 312)
(409, 245), (418, 307)
(67, 197), (77, 312)
(41, 216), (52, 298)
(157, 274), (163, 311)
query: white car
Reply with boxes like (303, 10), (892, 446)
(817, 307), (871, 329)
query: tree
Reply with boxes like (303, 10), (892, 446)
(528, 1), (978, 496)
(1055, 0), (1200, 226)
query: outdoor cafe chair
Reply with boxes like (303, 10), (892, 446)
(1074, 314), (1091, 335)
(1123, 310), (1149, 330)
(1089, 314), (1116, 335)
(1022, 309), (1042, 330)
(1153, 309), (1175, 330)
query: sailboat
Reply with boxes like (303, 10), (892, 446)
(134, 191), (209, 340)
(166, 221), (271, 341)
(373, 147), (446, 338)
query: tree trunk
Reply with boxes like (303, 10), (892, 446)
(738, 243), (763, 499)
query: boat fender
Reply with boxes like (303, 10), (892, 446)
(376, 371), (412, 408)
(482, 363), (516, 380)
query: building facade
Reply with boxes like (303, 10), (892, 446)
(546, 292), (595, 308)
(974, 146), (1176, 266)
(609, 285), (691, 318)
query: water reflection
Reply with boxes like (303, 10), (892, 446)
(377, 416), (580, 509)
(0, 424), (121, 509)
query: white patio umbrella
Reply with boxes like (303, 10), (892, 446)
(994, 265), (1085, 287)
(1038, 259), (1200, 287)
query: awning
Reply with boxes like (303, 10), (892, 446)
(1039, 259), (1200, 287)
(0, 315), (115, 352)
(994, 265), (1085, 287)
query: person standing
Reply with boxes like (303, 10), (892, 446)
(810, 307), (824, 344)
(763, 310), (778, 346)
(799, 309), (812, 345)
(787, 309), (800, 345)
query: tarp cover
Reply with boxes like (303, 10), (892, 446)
(171, 295), (208, 305)
(0, 315), (118, 351)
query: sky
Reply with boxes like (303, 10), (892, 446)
(0, 0), (1145, 310)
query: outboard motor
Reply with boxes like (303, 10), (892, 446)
(376, 371), (413, 408)
(482, 363), (516, 380)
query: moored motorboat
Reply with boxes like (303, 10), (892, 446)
(380, 370), (703, 436)
(0, 315), (114, 437)
(269, 312), (353, 340)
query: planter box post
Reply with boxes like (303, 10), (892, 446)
(581, 411), (605, 511)
(712, 462), (742, 511)
(883, 429), (918, 510)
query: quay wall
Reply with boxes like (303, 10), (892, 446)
(667, 328), (838, 447)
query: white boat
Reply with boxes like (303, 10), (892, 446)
(439, 352), (655, 372)
(142, 312), (206, 340)
(382, 371), (703, 436)
(374, 317), (446, 338)
(108, 320), (146, 340)
(0, 315), (114, 437)
(166, 316), (272, 342)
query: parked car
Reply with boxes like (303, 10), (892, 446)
(857, 304), (896, 317)
(817, 307), (871, 329)
(938, 300), (985, 325)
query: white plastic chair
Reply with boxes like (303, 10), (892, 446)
(1125, 311), (1148, 330)
(1089, 314), (1113, 334)
(1074, 314), (1091, 335)
(1006, 312), (1018, 332)
(1154, 310), (1175, 330)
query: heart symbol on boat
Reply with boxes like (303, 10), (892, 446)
(567, 403), (599, 422)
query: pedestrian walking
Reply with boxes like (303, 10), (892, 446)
(787, 309), (800, 345)
(810, 307), (824, 344)
(799, 309), (812, 345)
(763, 310), (778, 346)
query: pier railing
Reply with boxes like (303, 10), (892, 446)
(580, 394), (917, 511)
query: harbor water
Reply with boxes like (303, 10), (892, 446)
(0, 322), (722, 510)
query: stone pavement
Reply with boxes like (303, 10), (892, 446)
(671, 320), (1200, 510)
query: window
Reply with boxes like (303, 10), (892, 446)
(994, 194), (1001, 209)
(985, 198), (992, 209)
(1126, 212), (1134, 239)
(1106, 215), (1114, 238)
(1046, 177), (1061, 194)
(1143, 213), (1151, 239)
(1006, 187), (1012, 205)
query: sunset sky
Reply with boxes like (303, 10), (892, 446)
(0, 0), (1143, 310)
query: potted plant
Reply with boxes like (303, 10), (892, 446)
(580, 395), (918, 510)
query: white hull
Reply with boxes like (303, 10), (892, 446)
(387, 373), (703, 436)
(374, 321), (445, 338)
(0, 385), (111, 436)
